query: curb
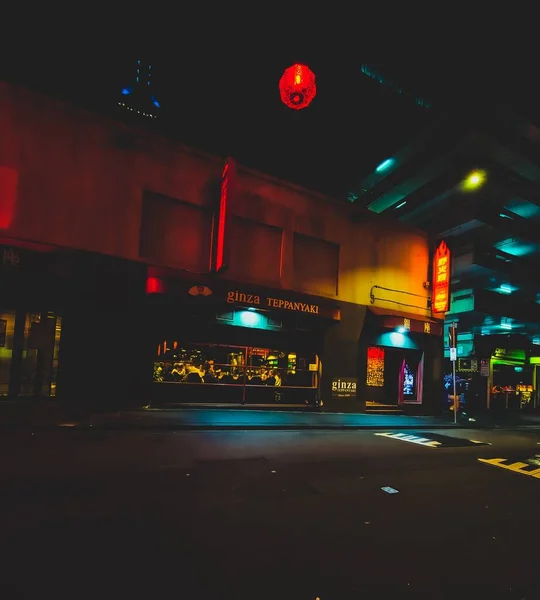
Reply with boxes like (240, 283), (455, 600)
(1, 422), (461, 432)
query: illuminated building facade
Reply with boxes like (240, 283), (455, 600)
(118, 59), (161, 121)
(0, 82), (444, 414)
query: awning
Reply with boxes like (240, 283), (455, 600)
(367, 306), (443, 335)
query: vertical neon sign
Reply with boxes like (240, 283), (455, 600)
(432, 240), (451, 313)
(212, 157), (236, 272)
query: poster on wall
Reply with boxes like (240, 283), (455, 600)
(331, 377), (357, 399)
(480, 359), (489, 377)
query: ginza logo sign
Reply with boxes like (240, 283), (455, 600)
(331, 379), (356, 392)
(226, 290), (320, 314)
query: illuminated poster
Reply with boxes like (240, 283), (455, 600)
(403, 362), (415, 396)
(366, 347), (384, 387)
(432, 240), (451, 313)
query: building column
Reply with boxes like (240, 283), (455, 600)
(322, 303), (367, 413)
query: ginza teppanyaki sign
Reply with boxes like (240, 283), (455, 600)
(226, 289), (320, 314)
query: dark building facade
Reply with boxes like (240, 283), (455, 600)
(349, 105), (540, 414)
(0, 82), (444, 415)
(117, 59), (161, 122)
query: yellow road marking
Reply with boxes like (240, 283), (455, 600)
(478, 457), (540, 478)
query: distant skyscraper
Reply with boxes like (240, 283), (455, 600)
(118, 59), (161, 120)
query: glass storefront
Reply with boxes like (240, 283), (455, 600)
(491, 361), (532, 411)
(366, 346), (424, 407)
(152, 341), (320, 406)
(443, 352), (537, 413)
(0, 309), (62, 399)
(0, 310), (15, 396)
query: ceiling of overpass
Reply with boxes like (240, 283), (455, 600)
(350, 106), (540, 346)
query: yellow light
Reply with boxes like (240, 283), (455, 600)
(462, 170), (486, 191)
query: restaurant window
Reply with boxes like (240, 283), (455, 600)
(153, 342), (318, 389)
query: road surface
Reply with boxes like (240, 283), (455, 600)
(1, 425), (539, 598)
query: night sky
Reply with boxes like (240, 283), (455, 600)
(2, 16), (538, 200)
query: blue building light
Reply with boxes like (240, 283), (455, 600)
(376, 158), (396, 173)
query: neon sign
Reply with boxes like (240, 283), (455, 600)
(432, 241), (451, 313)
(214, 160), (230, 272)
(210, 157), (238, 272)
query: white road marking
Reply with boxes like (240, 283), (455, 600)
(375, 432), (441, 447)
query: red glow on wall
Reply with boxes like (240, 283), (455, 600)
(279, 64), (316, 110)
(0, 166), (18, 229)
(146, 276), (166, 294)
(432, 241), (451, 313)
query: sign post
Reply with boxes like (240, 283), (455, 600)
(449, 322), (458, 423)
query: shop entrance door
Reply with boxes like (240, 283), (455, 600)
(398, 351), (424, 405)
(382, 348), (423, 406)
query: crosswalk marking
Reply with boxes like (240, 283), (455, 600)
(375, 432), (441, 447)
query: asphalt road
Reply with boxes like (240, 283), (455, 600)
(1, 426), (540, 599)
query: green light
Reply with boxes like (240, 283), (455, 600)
(376, 158), (396, 173)
(462, 170), (486, 191)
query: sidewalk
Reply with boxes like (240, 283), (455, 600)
(3, 402), (540, 431)
(79, 407), (461, 430)
(463, 411), (540, 429)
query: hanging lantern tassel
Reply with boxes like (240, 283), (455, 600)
(279, 63), (316, 110)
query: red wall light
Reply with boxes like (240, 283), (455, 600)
(146, 276), (166, 294)
(279, 63), (316, 110)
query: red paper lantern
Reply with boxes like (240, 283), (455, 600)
(279, 63), (316, 110)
